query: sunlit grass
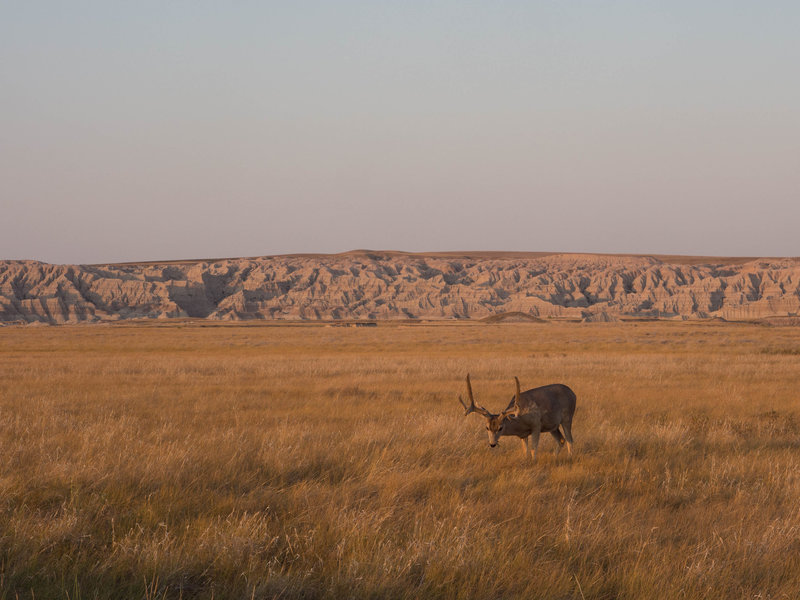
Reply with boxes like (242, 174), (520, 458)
(1, 321), (800, 598)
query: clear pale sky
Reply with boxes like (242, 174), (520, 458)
(2, 2), (798, 264)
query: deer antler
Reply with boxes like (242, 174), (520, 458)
(460, 374), (492, 417)
(496, 376), (523, 420)
(501, 375), (525, 418)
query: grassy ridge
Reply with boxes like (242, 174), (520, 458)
(1, 321), (800, 598)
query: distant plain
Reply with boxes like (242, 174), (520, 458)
(2, 320), (800, 598)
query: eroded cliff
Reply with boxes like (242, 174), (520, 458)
(2, 252), (799, 324)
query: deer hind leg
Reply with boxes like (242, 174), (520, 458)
(561, 421), (574, 456)
(550, 429), (566, 455)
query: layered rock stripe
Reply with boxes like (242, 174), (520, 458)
(2, 253), (799, 324)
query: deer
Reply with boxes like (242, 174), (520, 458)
(458, 374), (576, 462)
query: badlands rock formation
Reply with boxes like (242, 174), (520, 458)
(1, 251), (800, 324)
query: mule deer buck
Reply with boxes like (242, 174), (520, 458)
(458, 374), (576, 461)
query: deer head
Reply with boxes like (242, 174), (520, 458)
(458, 374), (517, 447)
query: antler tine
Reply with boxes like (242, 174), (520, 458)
(497, 376), (523, 419)
(508, 376), (522, 416)
(457, 395), (471, 416)
(464, 374), (492, 417)
(465, 374), (475, 404)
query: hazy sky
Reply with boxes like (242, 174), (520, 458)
(2, 2), (799, 263)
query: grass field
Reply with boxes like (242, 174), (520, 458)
(2, 320), (800, 599)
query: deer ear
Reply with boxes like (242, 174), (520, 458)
(499, 405), (515, 419)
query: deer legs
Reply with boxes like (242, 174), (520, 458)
(561, 422), (574, 456)
(519, 436), (535, 462)
(518, 430), (542, 462)
(549, 427), (573, 456)
(551, 429), (566, 455)
(520, 428), (573, 462)
(529, 428), (541, 462)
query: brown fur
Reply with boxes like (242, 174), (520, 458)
(459, 374), (575, 461)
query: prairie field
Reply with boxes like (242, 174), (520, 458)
(1, 320), (800, 599)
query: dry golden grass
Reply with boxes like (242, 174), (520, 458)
(2, 320), (800, 599)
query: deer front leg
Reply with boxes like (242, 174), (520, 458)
(517, 435), (534, 462)
(529, 428), (541, 462)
